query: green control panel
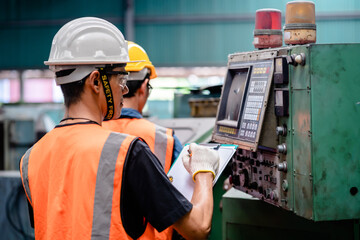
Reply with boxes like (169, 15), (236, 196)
(213, 44), (360, 221)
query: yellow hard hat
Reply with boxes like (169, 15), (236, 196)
(126, 41), (157, 80)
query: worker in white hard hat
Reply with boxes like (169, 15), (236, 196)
(102, 41), (183, 240)
(19, 17), (220, 240)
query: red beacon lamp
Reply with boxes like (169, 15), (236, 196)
(253, 8), (282, 49)
(284, 1), (316, 45)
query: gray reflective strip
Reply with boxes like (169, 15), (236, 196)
(91, 133), (127, 239)
(154, 125), (168, 168)
(21, 147), (33, 204)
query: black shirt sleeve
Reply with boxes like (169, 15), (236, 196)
(121, 139), (192, 239)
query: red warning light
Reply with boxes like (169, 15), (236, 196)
(253, 9), (283, 49)
(255, 9), (282, 30)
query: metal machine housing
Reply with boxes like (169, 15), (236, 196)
(212, 43), (360, 221)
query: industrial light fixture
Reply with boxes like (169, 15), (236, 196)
(253, 8), (283, 49)
(284, 1), (316, 45)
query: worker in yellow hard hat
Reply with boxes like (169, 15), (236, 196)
(103, 41), (182, 170)
(103, 41), (184, 239)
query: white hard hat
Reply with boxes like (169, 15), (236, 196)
(45, 17), (130, 85)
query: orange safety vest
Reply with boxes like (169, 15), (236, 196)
(102, 118), (175, 240)
(102, 118), (174, 173)
(20, 124), (137, 240)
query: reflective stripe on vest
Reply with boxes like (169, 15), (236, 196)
(91, 132), (126, 239)
(102, 118), (174, 173)
(154, 125), (169, 169)
(102, 119), (175, 239)
(21, 147), (33, 205)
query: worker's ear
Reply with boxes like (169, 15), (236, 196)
(89, 70), (101, 93)
(138, 78), (149, 96)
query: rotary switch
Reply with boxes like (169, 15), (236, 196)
(277, 143), (287, 154)
(276, 125), (287, 136)
(277, 162), (288, 172)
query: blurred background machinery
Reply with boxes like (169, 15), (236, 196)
(0, 171), (34, 239)
(0, 104), (63, 171)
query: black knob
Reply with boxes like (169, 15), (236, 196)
(250, 182), (258, 189)
(265, 188), (272, 199)
(232, 162), (237, 171)
(240, 169), (249, 187)
(232, 174), (240, 186)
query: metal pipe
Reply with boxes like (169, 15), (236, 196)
(1, 11), (360, 28)
(134, 11), (360, 24)
(17, 70), (24, 103)
(124, 0), (135, 41)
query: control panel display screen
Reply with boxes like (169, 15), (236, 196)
(213, 60), (274, 150)
(216, 67), (250, 129)
(224, 70), (249, 122)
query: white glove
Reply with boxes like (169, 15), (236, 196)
(182, 143), (220, 181)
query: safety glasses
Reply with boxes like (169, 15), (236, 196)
(147, 82), (153, 94)
(106, 70), (129, 87)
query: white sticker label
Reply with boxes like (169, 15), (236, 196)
(284, 31), (290, 40)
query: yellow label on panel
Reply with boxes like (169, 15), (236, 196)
(219, 126), (237, 135)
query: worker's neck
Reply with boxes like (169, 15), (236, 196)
(64, 94), (103, 125)
(123, 96), (142, 114)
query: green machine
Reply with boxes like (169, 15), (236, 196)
(211, 43), (360, 239)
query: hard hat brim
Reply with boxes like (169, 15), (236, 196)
(128, 68), (149, 81)
(44, 60), (144, 66)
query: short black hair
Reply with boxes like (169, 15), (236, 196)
(124, 80), (145, 98)
(124, 73), (150, 98)
(60, 79), (86, 107)
(59, 70), (93, 107)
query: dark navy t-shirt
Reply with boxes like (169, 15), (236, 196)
(121, 139), (192, 239)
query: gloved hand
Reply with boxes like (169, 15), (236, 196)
(182, 143), (220, 181)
